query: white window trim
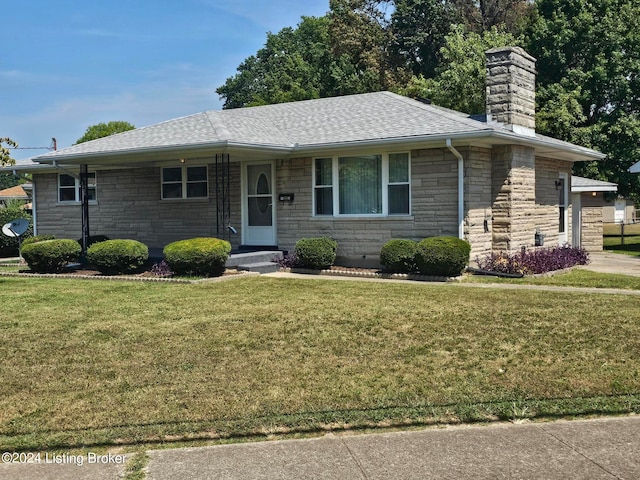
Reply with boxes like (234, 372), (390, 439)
(57, 172), (97, 204)
(161, 165), (209, 200)
(312, 152), (411, 217)
(558, 172), (569, 244)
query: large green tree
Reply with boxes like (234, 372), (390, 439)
(401, 25), (519, 114)
(217, 17), (336, 109)
(390, 0), (459, 78)
(453, 0), (534, 34)
(328, 0), (404, 92)
(526, 0), (640, 200)
(75, 121), (135, 144)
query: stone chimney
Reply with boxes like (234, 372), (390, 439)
(485, 47), (537, 136)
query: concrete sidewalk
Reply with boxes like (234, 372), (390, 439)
(3, 416), (638, 479)
(144, 416), (640, 479)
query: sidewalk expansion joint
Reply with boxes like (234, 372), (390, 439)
(340, 438), (370, 480)
(535, 424), (623, 480)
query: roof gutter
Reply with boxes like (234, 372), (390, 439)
(293, 130), (606, 162)
(35, 141), (294, 165)
(29, 127), (606, 166)
(446, 139), (465, 240)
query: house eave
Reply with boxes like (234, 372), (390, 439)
(572, 185), (618, 193)
(293, 130), (606, 163)
(22, 127), (606, 169)
(33, 141), (294, 166)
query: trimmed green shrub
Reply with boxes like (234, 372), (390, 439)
(77, 234), (110, 247)
(87, 239), (149, 275)
(22, 234), (56, 247)
(0, 207), (32, 256)
(380, 239), (418, 273)
(21, 239), (81, 273)
(163, 237), (231, 277)
(294, 237), (337, 270)
(415, 236), (471, 277)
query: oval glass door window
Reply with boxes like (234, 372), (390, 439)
(257, 173), (270, 214)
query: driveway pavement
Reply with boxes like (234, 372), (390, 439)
(580, 252), (640, 276)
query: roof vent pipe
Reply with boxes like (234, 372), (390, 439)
(446, 139), (465, 240)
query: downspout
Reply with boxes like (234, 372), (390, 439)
(52, 161), (79, 179)
(31, 180), (37, 236)
(446, 139), (465, 240)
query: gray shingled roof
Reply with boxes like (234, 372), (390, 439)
(571, 175), (617, 192)
(29, 91), (604, 164)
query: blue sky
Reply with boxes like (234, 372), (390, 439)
(3, 0), (330, 160)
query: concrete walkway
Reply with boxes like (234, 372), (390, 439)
(2, 416), (639, 479)
(580, 252), (640, 276)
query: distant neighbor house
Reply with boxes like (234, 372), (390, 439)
(571, 176), (617, 250)
(5, 47), (607, 266)
(0, 184), (31, 209)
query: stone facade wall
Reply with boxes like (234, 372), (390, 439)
(32, 147), (586, 266)
(490, 145), (536, 252)
(534, 157), (573, 247)
(33, 163), (242, 250)
(463, 146), (493, 259)
(275, 149), (459, 267)
(581, 193), (605, 252)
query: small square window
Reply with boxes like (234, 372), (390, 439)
(58, 172), (97, 203)
(161, 165), (208, 199)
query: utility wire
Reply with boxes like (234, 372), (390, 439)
(12, 147), (53, 150)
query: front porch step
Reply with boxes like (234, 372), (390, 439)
(236, 261), (280, 274)
(226, 251), (283, 268)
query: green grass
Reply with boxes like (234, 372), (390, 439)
(1, 276), (640, 451)
(465, 268), (640, 290)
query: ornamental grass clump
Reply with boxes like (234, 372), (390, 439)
(163, 237), (231, 277)
(476, 245), (589, 275)
(21, 239), (81, 273)
(87, 239), (149, 275)
(294, 237), (337, 270)
(415, 236), (471, 277)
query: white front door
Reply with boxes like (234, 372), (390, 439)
(243, 162), (276, 245)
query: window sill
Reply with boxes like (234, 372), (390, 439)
(310, 215), (414, 221)
(56, 201), (98, 206)
(159, 198), (210, 203)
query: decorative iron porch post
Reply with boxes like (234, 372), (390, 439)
(80, 164), (90, 254)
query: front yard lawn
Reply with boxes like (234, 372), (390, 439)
(465, 268), (640, 290)
(1, 276), (640, 451)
